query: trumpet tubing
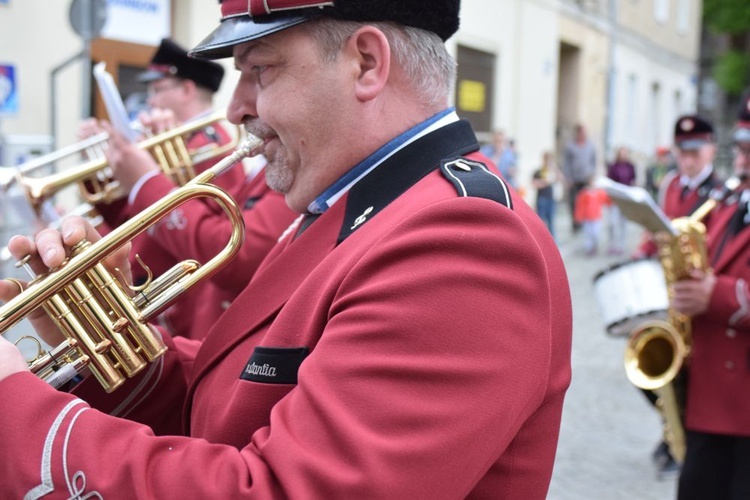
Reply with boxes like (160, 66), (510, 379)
(1, 137), (260, 392)
(17, 112), (238, 210)
(0, 131), (110, 191)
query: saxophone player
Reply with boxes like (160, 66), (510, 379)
(672, 90), (750, 500)
(632, 114), (722, 478)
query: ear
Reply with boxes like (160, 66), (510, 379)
(348, 26), (390, 102)
(180, 79), (198, 101)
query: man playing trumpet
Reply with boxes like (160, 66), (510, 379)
(0, 1), (572, 497)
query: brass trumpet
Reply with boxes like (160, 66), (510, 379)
(15, 112), (237, 211)
(0, 135), (261, 393)
(0, 131), (110, 191)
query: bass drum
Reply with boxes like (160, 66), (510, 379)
(593, 258), (668, 337)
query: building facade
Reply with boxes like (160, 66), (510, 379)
(0, 0), (703, 198)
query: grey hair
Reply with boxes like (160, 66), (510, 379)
(302, 18), (456, 109)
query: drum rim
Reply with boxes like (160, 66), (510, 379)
(592, 256), (660, 282)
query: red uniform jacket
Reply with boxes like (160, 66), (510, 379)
(637, 169), (721, 257)
(684, 194), (750, 436)
(0, 120), (572, 499)
(658, 169), (720, 220)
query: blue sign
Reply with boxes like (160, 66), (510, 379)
(0, 64), (18, 116)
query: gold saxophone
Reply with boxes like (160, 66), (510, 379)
(624, 175), (746, 463)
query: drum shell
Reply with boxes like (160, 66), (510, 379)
(593, 258), (668, 337)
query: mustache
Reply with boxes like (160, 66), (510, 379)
(243, 121), (276, 141)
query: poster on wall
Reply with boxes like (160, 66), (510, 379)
(0, 64), (18, 116)
(100, 0), (170, 46)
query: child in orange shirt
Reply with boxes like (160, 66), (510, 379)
(574, 176), (610, 255)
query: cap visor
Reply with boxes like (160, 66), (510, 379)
(137, 69), (167, 84)
(734, 127), (750, 144)
(190, 13), (316, 60)
(676, 139), (708, 151)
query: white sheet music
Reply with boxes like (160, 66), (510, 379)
(93, 62), (138, 143)
(595, 177), (678, 236)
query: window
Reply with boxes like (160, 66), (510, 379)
(677, 0), (690, 34)
(654, 0), (670, 24)
(626, 74), (638, 133)
(455, 45), (495, 134)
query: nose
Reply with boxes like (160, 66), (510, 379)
(226, 73), (258, 125)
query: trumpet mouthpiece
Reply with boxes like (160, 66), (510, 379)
(241, 134), (264, 157)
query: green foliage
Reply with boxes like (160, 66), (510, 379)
(712, 50), (750, 96)
(703, 0), (750, 95)
(703, 0), (750, 35)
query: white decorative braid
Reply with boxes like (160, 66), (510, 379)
(63, 409), (102, 499)
(729, 279), (750, 326)
(24, 399), (91, 500)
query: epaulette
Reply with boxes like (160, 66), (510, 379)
(440, 157), (513, 208)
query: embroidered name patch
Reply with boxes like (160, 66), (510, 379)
(240, 346), (309, 384)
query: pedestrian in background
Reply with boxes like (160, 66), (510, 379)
(562, 123), (597, 233)
(645, 146), (675, 199)
(574, 175), (610, 255)
(481, 129), (518, 188)
(532, 150), (560, 239)
(606, 146), (636, 255)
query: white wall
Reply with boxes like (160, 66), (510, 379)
(453, 0), (560, 192)
(0, 1), (84, 148)
(609, 41), (698, 172)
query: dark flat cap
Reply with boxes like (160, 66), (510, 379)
(673, 114), (714, 151)
(139, 38), (225, 92)
(190, 0), (460, 60)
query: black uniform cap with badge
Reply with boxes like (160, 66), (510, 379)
(139, 38), (225, 93)
(673, 114), (715, 151)
(189, 0), (461, 60)
(734, 90), (750, 146)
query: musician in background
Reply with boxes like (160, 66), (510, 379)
(670, 90), (750, 500)
(82, 38), (297, 338)
(632, 114), (722, 477)
(78, 37), (247, 229)
(657, 116), (721, 217)
(0, 0), (572, 497)
(635, 115), (722, 258)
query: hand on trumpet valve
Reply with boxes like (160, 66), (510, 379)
(1, 216), (133, 347)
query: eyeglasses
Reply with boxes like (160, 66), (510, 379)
(733, 143), (750, 157)
(147, 80), (184, 97)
